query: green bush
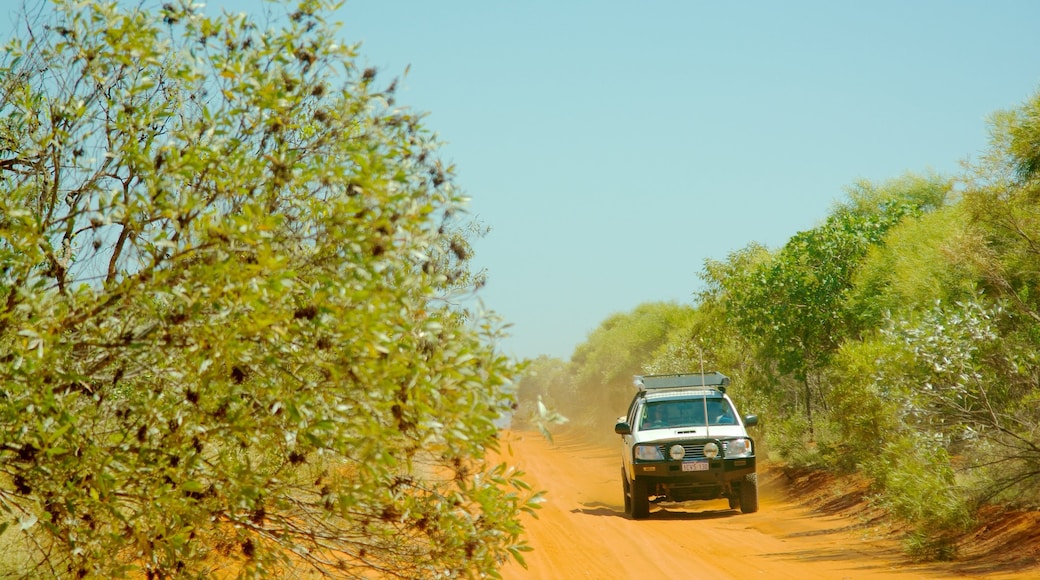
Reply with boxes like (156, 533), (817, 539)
(864, 434), (974, 560)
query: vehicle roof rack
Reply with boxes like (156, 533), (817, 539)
(634, 372), (730, 391)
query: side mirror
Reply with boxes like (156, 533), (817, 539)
(743, 414), (758, 427)
(614, 421), (632, 435)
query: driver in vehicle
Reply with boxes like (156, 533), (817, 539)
(710, 401), (735, 425)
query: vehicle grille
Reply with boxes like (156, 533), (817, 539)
(656, 442), (708, 460)
(656, 440), (735, 460)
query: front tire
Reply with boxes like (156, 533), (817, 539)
(739, 473), (759, 514)
(628, 477), (650, 519)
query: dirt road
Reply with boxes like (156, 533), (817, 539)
(494, 430), (1038, 580)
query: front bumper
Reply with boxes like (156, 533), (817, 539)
(632, 456), (755, 483)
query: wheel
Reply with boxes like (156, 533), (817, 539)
(739, 473), (759, 514)
(628, 476), (650, 519)
(728, 495), (740, 510)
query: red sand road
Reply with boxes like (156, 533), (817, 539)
(494, 430), (1040, 580)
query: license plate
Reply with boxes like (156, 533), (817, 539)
(681, 461), (709, 472)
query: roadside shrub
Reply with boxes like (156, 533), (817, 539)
(766, 414), (824, 468)
(822, 334), (911, 471)
(863, 433), (974, 560)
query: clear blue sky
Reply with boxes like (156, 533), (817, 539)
(229, 1), (1040, 360)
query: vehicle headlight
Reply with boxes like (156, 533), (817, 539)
(669, 444), (686, 460)
(703, 441), (719, 459)
(634, 444), (664, 461)
(725, 438), (753, 458)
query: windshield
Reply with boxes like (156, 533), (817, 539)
(640, 398), (737, 429)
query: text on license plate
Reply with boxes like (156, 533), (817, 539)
(681, 461), (709, 472)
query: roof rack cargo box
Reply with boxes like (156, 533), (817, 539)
(634, 372), (730, 390)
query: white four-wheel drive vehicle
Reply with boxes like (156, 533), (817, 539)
(615, 372), (759, 519)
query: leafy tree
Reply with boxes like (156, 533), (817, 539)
(569, 301), (694, 425)
(0, 1), (537, 578)
(847, 203), (982, 329)
(964, 88), (1040, 324)
(954, 87), (1040, 506)
(641, 309), (719, 377)
(696, 243), (777, 385)
(724, 175), (948, 435)
(983, 89), (1040, 184)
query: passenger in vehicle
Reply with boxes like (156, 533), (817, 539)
(643, 405), (668, 429)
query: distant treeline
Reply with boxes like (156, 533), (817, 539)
(515, 87), (1040, 560)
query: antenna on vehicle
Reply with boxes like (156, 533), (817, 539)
(698, 339), (705, 377)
